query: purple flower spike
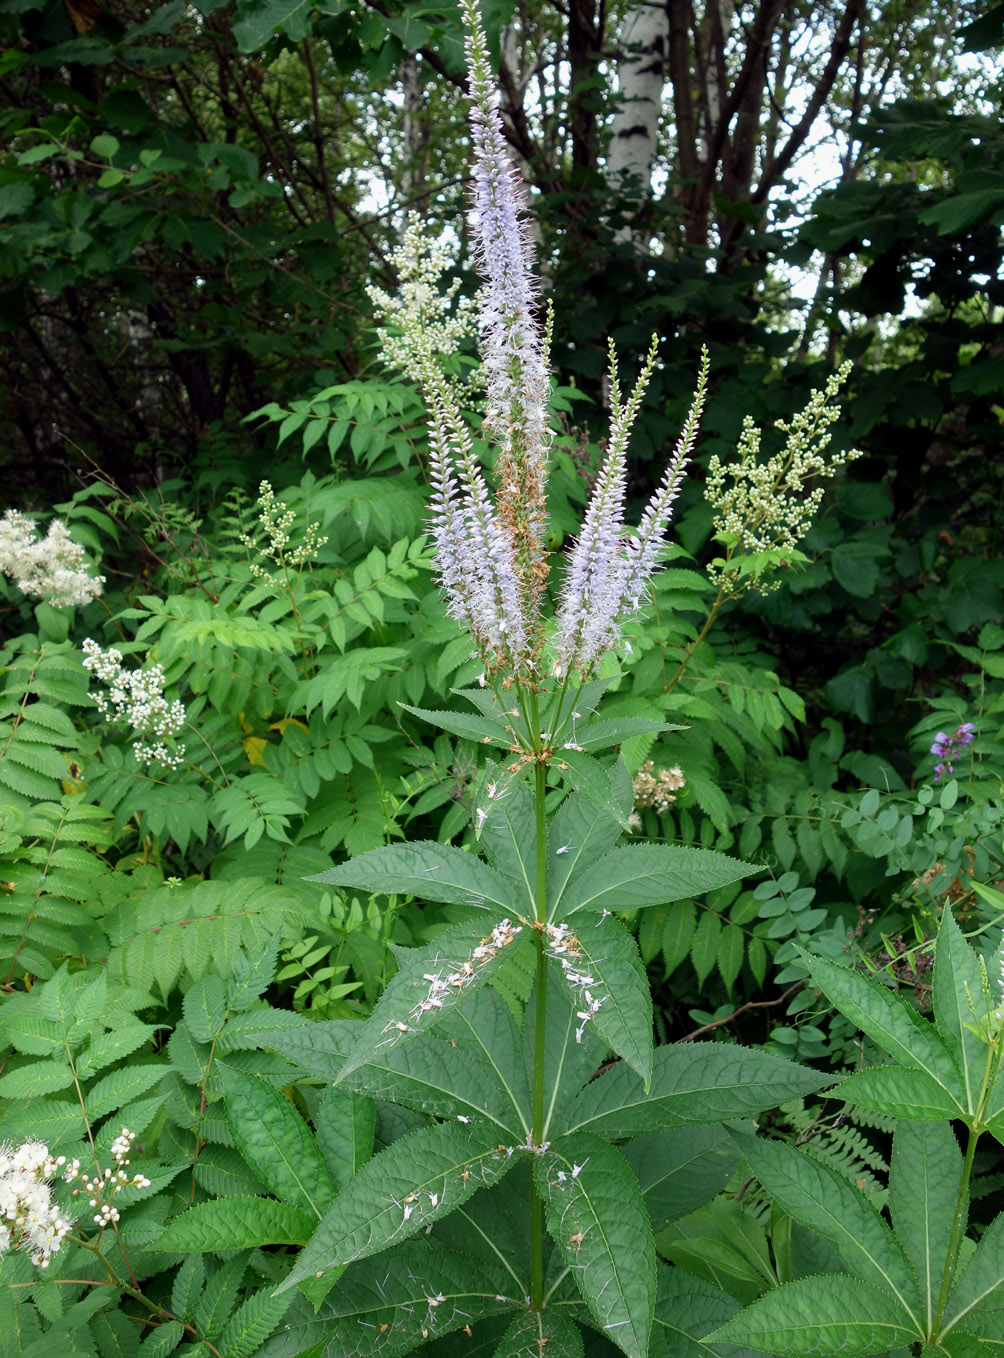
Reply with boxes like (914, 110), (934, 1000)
(927, 719), (977, 782)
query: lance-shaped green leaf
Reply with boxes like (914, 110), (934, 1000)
(315, 1087), (374, 1193)
(799, 950), (965, 1108)
(624, 1126), (738, 1232)
(158, 1197), (316, 1252)
(933, 908), (991, 1117)
(557, 749), (634, 831)
(338, 1031), (526, 1138)
(534, 1134), (656, 1358)
(546, 913), (653, 1086)
(336, 917), (529, 1082)
(259, 1244), (511, 1358)
(730, 1128), (920, 1321)
(399, 701), (514, 748)
(260, 1018), (359, 1082)
(576, 716), (682, 751)
(889, 1121), (963, 1333)
(831, 1066), (966, 1120)
(310, 841), (519, 914)
(944, 1210), (1004, 1331)
(477, 774), (536, 914)
(278, 1122), (521, 1290)
(222, 1068), (336, 1219)
(547, 761), (632, 916)
(705, 1274), (919, 1356)
(560, 844), (757, 919)
(495, 1308), (584, 1357)
(932, 1336), (997, 1357)
(561, 1043), (826, 1139)
(438, 985), (532, 1136)
(650, 1262), (741, 1358)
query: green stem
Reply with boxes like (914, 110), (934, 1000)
(932, 1122), (979, 1338)
(529, 755), (549, 1309)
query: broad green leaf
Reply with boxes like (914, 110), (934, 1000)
(0, 1062), (74, 1098)
(547, 913), (653, 1085)
(310, 841), (518, 913)
(889, 1121), (963, 1332)
(547, 762), (633, 916)
(535, 1133), (656, 1358)
(800, 951), (964, 1106)
(76, 1023), (160, 1077)
(706, 1274), (918, 1356)
(336, 918), (529, 1082)
(399, 702), (513, 747)
(576, 716), (678, 750)
(560, 845), (756, 919)
(158, 1196), (316, 1251)
(279, 1122), (521, 1289)
(258, 1245), (510, 1357)
(731, 1128), (920, 1318)
(340, 1031), (525, 1136)
(315, 1087), (375, 1193)
(495, 1308), (584, 1357)
(833, 1066), (964, 1119)
(222, 1068), (335, 1218)
(85, 1062), (167, 1120)
(649, 1263), (741, 1357)
(263, 1018), (360, 1082)
(477, 775), (536, 914)
(623, 1125), (738, 1231)
(937, 1336), (997, 1357)
(933, 909), (988, 1116)
(558, 749), (633, 831)
(561, 1043), (826, 1139)
(945, 1211), (1004, 1331)
(438, 985), (532, 1135)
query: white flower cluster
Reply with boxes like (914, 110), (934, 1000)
(240, 480), (327, 582)
(367, 219), (480, 385)
(82, 638), (186, 768)
(0, 1140), (75, 1267)
(544, 922), (607, 1043)
(632, 759), (686, 814)
(0, 510), (104, 608)
(380, 918), (524, 1046)
(705, 362), (863, 588)
(64, 1127), (151, 1230)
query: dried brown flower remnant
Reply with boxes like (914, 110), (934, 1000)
(632, 759), (685, 814)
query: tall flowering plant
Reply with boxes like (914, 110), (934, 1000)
(259, 4), (831, 1355)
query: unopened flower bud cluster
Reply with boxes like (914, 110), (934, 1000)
(82, 638), (186, 768)
(0, 510), (104, 608)
(544, 922), (607, 1043)
(632, 759), (686, 814)
(64, 1127), (150, 1230)
(0, 1139), (75, 1266)
(367, 218), (481, 385)
(705, 363), (863, 590)
(240, 480), (328, 582)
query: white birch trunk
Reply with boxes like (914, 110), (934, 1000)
(606, 0), (671, 245)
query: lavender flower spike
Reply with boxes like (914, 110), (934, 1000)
(423, 359), (531, 670)
(553, 336), (658, 678)
(461, 0), (551, 608)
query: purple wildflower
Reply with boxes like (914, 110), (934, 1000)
(929, 720), (977, 780)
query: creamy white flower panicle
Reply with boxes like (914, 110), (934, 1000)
(705, 362), (862, 588)
(367, 219), (481, 385)
(240, 480), (327, 582)
(0, 1139), (75, 1267)
(64, 1126), (151, 1231)
(0, 510), (104, 608)
(82, 639), (187, 767)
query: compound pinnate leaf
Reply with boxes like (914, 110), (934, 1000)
(705, 1274), (919, 1356)
(158, 1197), (315, 1251)
(535, 1133), (655, 1358)
(279, 1122), (521, 1290)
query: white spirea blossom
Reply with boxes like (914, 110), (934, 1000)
(240, 480), (328, 582)
(0, 510), (104, 607)
(64, 1126), (151, 1231)
(367, 219), (480, 384)
(0, 1139), (75, 1266)
(705, 362), (863, 589)
(82, 639), (186, 768)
